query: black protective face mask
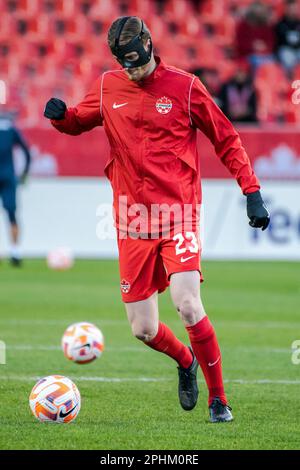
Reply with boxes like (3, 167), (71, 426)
(111, 17), (152, 69)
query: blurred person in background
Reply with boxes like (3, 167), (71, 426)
(218, 59), (257, 123)
(0, 115), (31, 266)
(236, 0), (275, 68)
(191, 67), (221, 102)
(275, 0), (300, 75)
(44, 15), (270, 423)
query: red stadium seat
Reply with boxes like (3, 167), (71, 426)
(163, 0), (195, 25)
(255, 62), (290, 122)
(147, 15), (168, 43)
(2, 0), (38, 14)
(42, 0), (76, 17)
(126, 0), (156, 18)
(194, 39), (225, 69)
(213, 15), (236, 47)
(0, 12), (18, 40)
(199, 0), (227, 25)
(90, 0), (120, 21)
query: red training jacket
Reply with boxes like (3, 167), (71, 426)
(51, 56), (260, 234)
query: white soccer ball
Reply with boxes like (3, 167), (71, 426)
(62, 322), (104, 364)
(47, 247), (74, 271)
(29, 375), (81, 423)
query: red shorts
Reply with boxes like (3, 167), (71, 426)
(117, 230), (203, 303)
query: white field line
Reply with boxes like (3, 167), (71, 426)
(0, 375), (300, 385)
(0, 319), (129, 326)
(4, 345), (292, 354)
(0, 375), (171, 383)
(5, 345), (147, 352)
(0, 319), (300, 329)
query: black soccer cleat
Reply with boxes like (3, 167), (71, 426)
(177, 347), (199, 411)
(209, 397), (233, 423)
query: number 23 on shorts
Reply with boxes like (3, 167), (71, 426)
(173, 232), (200, 262)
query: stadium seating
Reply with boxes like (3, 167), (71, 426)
(255, 62), (290, 122)
(0, 0), (300, 125)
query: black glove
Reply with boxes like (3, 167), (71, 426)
(44, 98), (67, 120)
(246, 190), (270, 231)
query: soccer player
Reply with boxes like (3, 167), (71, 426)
(44, 16), (270, 422)
(0, 116), (31, 266)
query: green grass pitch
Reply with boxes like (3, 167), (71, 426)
(0, 259), (299, 450)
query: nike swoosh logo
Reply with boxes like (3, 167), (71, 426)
(180, 255), (196, 263)
(73, 343), (90, 350)
(113, 102), (128, 109)
(59, 404), (78, 418)
(208, 356), (220, 367)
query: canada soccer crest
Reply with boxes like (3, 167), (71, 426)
(120, 279), (131, 293)
(156, 96), (172, 114)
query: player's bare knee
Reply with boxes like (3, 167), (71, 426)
(135, 333), (154, 342)
(178, 298), (197, 324)
(177, 296), (205, 325)
(132, 326), (157, 342)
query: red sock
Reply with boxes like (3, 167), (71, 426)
(145, 322), (193, 369)
(186, 316), (227, 406)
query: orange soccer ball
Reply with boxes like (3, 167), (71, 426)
(62, 322), (104, 364)
(29, 375), (81, 423)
